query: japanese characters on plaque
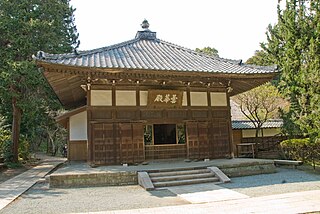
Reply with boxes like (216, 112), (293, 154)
(147, 90), (183, 108)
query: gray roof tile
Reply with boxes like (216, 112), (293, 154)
(232, 119), (283, 129)
(35, 30), (277, 75)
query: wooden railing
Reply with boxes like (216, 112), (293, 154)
(241, 136), (288, 152)
(145, 144), (187, 160)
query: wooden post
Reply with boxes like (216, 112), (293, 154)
(226, 88), (234, 158)
(86, 79), (93, 165)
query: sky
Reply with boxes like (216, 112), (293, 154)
(70, 0), (279, 61)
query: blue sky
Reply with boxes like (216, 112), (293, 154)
(70, 0), (279, 61)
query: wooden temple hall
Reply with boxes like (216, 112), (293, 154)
(35, 20), (278, 165)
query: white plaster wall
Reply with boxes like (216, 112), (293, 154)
(190, 92), (208, 106)
(116, 90), (136, 106)
(182, 92), (187, 106)
(70, 111), (87, 140)
(91, 90), (112, 106)
(140, 91), (148, 106)
(242, 129), (257, 138)
(242, 128), (281, 138)
(263, 128), (281, 136)
(211, 92), (227, 106)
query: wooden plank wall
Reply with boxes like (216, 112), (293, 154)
(119, 123), (144, 164)
(69, 140), (87, 161)
(187, 120), (230, 160)
(232, 130), (242, 154)
(91, 123), (144, 165)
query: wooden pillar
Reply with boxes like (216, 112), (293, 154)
(136, 80), (140, 120)
(226, 88), (234, 158)
(186, 82), (191, 119)
(86, 79), (93, 165)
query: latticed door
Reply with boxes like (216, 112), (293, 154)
(186, 122), (210, 159)
(91, 122), (144, 165)
(92, 123), (119, 165)
(211, 119), (230, 158)
(119, 123), (144, 164)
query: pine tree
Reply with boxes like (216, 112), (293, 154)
(262, 0), (320, 141)
(0, 0), (78, 162)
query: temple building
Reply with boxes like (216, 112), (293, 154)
(34, 20), (278, 165)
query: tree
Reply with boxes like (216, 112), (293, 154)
(233, 83), (286, 137)
(246, 50), (273, 66)
(261, 0), (320, 142)
(0, 0), (78, 162)
(195, 47), (219, 57)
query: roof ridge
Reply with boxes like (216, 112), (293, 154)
(78, 38), (140, 56)
(241, 63), (277, 71)
(37, 38), (141, 60)
(232, 119), (283, 122)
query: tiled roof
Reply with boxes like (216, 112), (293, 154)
(35, 29), (277, 75)
(232, 119), (283, 129)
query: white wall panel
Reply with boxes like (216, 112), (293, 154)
(190, 92), (208, 106)
(70, 111), (87, 140)
(91, 90), (112, 106)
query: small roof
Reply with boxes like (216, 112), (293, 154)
(34, 20), (278, 109)
(232, 119), (283, 130)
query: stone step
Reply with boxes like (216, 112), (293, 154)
(151, 172), (214, 182)
(149, 169), (210, 177)
(153, 177), (219, 188)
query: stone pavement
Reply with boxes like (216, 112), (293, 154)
(82, 189), (320, 214)
(0, 155), (66, 210)
(167, 183), (249, 203)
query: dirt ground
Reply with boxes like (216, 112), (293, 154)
(0, 156), (44, 183)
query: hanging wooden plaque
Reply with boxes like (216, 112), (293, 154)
(147, 90), (183, 108)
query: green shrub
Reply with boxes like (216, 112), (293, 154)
(1, 129), (30, 163)
(19, 137), (30, 161)
(280, 138), (320, 169)
(3, 139), (13, 162)
(0, 129), (12, 161)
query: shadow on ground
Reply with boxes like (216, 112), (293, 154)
(220, 167), (320, 189)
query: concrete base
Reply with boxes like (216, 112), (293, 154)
(49, 158), (276, 188)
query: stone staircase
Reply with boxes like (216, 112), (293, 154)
(138, 166), (230, 190)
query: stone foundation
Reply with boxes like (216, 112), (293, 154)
(49, 171), (137, 188)
(49, 159), (276, 188)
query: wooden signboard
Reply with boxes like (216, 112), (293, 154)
(147, 90), (183, 108)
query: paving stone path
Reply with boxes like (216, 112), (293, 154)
(0, 156), (66, 210)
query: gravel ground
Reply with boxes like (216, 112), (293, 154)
(220, 167), (320, 197)
(1, 166), (320, 214)
(0, 182), (188, 214)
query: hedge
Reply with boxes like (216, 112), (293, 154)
(280, 138), (320, 169)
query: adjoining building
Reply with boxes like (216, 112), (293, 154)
(230, 100), (285, 158)
(34, 20), (278, 165)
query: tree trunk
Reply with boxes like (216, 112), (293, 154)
(11, 96), (22, 163)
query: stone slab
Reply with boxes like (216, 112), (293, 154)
(207, 166), (231, 183)
(137, 171), (154, 190)
(167, 183), (249, 203)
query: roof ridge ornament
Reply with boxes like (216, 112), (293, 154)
(135, 19), (157, 40)
(141, 19), (150, 30)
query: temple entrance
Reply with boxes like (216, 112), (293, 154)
(144, 123), (187, 159)
(154, 124), (176, 145)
